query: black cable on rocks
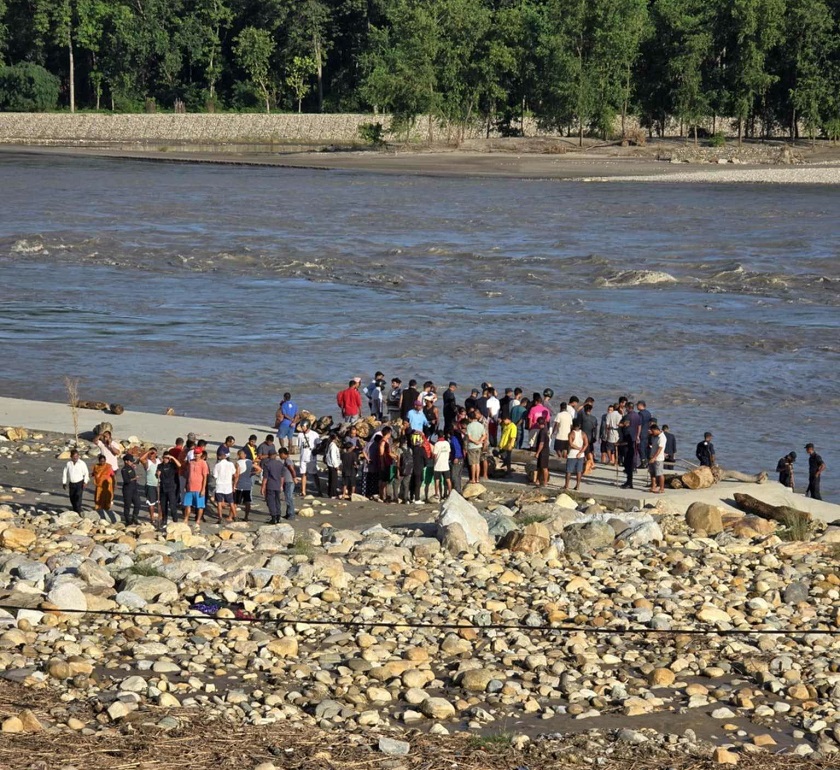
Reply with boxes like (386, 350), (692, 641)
(2, 604), (837, 636)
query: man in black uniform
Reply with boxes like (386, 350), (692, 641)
(695, 432), (715, 467)
(442, 381), (458, 431)
(261, 447), (285, 524)
(775, 451), (796, 491)
(120, 454), (142, 525)
(805, 443), (826, 500)
(157, 452), (181, 529)
(618, 417), (635, 489)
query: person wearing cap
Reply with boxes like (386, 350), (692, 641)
(805, 443), (825, 500)
(408, 399), (430, 434)
(422, 393), (439, 437)
(120, 454), (142, 526)
(695, 432), (715, 468)
(364, 372), (386, 419)
(337, 379), (362, 424)
(157, 451), (181, 528)
(776, 451), (797, 491)
(260, 446), (284, 524)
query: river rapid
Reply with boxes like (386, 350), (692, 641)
(1, 152), (838, 499)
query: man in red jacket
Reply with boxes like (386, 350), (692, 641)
(337, 378), (362, 424)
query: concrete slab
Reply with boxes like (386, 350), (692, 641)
(0, 396), (273, 453)
(511, 451), (840, 524)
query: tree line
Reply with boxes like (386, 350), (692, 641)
(0, 0), (839, 142)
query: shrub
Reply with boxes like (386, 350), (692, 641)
(709, 132), (726, 147)
(0, 63), (60, 112)
(358, 121), (385, 145)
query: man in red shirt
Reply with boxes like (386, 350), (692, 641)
(337, 378), (362, 424)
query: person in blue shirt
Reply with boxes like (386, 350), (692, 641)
(275, 392), (299, 449)
(449, 427), (465, 495)
(408, 400), (430, 433)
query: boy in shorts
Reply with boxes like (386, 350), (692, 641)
(183, 449), (209, 525)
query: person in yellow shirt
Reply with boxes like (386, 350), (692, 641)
(497, 415), (517, 475)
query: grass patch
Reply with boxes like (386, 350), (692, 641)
(289, 535), (314, 558)
(777, 512), (813, 542)
(129, 560), (164, 577)
(467, 731), (515, 750)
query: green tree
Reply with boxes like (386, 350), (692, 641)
(181, 0), (233, 103)
(725, 0), (786, 143)
(74, 0), (108, 108)
(234, 25), (275, 112)
(286, 53), (315, 112)
(784, 0), (834, 141)
(362, 0), (440, 138)
(0, 62), (60, 110)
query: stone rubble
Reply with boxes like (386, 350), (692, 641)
(0, 432), (839, 762)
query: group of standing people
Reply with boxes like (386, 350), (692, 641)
(57, 377), (829, 525)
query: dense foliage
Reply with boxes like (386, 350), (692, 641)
(1, 0), (839, 139)
(0, 62), (60, 110)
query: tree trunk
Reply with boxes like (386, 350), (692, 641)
(313, 33), (323, 112)
(733, 493), (811, 527)
(297, 97), (302, 114)
(693, 123), (698, 145)
(68, 38), (75, 113)
(737, 118), (742, 146)
(717, 469), (768, 484)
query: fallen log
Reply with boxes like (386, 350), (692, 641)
(733, 493), (811, 527)
(716, 468), (767, 484)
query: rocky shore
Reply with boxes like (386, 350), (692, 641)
(2, 428), (840, 769)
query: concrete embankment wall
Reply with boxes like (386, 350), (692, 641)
(0, 113), (406, 145)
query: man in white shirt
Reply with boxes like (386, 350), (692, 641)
(604, 404), (621, 465)
(62, 449), (89, 513)
(551, 404), (573, 459)
(234, 449), (254, 521)
(486, 387), (501, 447)
(648, 424), (667, 493)
(212, 453), (239, 522)
(295, 421), (322, 497)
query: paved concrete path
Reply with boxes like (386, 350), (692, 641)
(3, 396), (839, 523)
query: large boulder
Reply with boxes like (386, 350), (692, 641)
(437, 492), (491, 547)
(440, 523), (470, 556)
(543, 508), (585, 535)
(46, 584), (88, 613)
(254, 523), (296, 551)
(561, 521), (615, 555)
(461, 483), (486, 500)
(481, 510), (518, 540)
(616, 521), (663, 546)
(499, 522), (551, 554)
(121, 575), (179, 603)
(685, 502), (724, 535)
(0, 528), (36, 550)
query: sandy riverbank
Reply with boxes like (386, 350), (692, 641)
(5, 142), (840, 182)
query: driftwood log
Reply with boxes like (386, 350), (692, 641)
(73, 400), (124, 415)
(733, 493), (811, 527)
(668, 465), (768, 489)
(716, 468), (767, 484)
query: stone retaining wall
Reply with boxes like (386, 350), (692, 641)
(0, 113), (398, 144)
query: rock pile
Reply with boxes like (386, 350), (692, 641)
(1, 463), (839, 761)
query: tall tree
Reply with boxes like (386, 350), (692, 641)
(362, 0), (440, 137)
(234, 25), (275, 112)
(724, 0), (786, 142)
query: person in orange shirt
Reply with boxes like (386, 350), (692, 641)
(183, 448), (209, 526)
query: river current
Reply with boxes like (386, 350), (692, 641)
(1, 152), (838, 499)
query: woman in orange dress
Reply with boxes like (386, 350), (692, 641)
(91, 454), (115, 516)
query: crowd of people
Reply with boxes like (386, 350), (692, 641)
(57, 375), (828, 526)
